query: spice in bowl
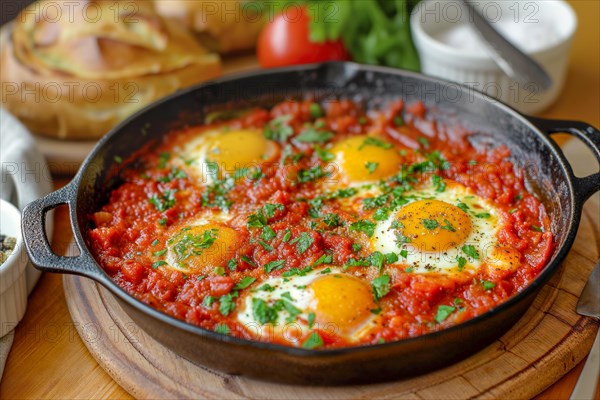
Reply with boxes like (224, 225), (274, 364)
(0, 234), (17, 265)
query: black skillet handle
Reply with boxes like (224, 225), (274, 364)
(21, 182), (106, 282)
(528, 117), (600, 203)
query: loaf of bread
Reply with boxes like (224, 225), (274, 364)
(153, 0), (264, 54)
(1, 0), (222, 139)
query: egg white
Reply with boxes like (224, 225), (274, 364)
(370, 183), (507, 275)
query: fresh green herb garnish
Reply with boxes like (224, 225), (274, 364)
(371, 275), (391, 301)
(457, 256), (467, 271)
(350, 220), (376, 237)
(290, 232), (314, 254)
(264, 115), (293, 142)
(358, 137), (392, 150)
(531, 225), (543, 232)
(214, 324), (229, 335)
(482, 280), (496, 291)
(435, 305), (456, 323)
(233, 277), (256, 291)
(264, 260), (285, 273)
(295, 127), (334, 143)
(422, 219), (439, 230)
(202, 295), (216, 308)
(365, 161), (379, 174)
(461, 245), (480, 260)
(151, 260), (166, 269)
(302, 332), (324, 349)
(297, 165), (331, 183)
(218, 293), (237, 316)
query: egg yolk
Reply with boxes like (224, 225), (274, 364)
(396, 199), (472, 252)
(329, 135), (401, 184)
(308, 273), (377, 336)
(198, 129), (277, 179)
(166, 223), (241, 273)
(488, 245), (521, 271)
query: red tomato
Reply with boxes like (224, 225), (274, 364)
(257, 6), (350, 68)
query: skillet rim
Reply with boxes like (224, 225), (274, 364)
(68, 61), (582, 358)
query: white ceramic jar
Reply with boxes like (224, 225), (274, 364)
(411, 0), (577, 114)
(0, 199), (28, 338)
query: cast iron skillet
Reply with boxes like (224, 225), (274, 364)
(22, 63), (600, 384)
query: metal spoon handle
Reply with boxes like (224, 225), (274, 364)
(461, 0), (553, 92)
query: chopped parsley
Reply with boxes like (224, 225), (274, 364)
(422, 219), (439, 230)
(457, 256), (467, 271)
(264, 260), (285, 273)
(323, 213), (343, 228)
(312, 253), (333, 267)
(302, 332), (324, 349)
(219, 292), (237, 316)
(241, 255), (256, 267)
(435, 305), (456, 323)
(531, 225), (543, 232)
(417, 137), (430, 149)
(307, 312), (316, 328)
(314, 146), (334, 161)
(227, 258), (238, 271)
(358, 137), (392, 150)
(457, 202), (470, 212)
(261, 226), (276, 241)
(290, 232), (314, 254)
(482, 280), (496, 291)
(297, 165), (331, 183)
(432, 174), (446, 192)
(371, 275), (391, 301)
(461, 245), (480, 260)
(233, 277), (256, 291)
(151, 260), (166, 269)
(149, 190), (176, 212)
(282, 229), (291, 242)
(393, 115), (404, 126)
(214, 324), (229, 335)
(295, 127), (334, 143)
(350, 220), (376, 237)
(475, 212), (491, 219)
(399, 249), (408, 259)
(252, 298), (278, 324)
(365, 161), (379, 174)
(441, 219), (456, 232)
(263, 115), (293, 142)
(172, 229), (218, 265)
(202, 295), (216, 308)
(309, 103), (323, 118)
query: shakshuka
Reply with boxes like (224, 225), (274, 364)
(88, 99), (554, 349)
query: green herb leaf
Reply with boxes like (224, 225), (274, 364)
(441, 219), (456, 232)
(219, 292), (237, 316)
(295, 127), (334, 143)
(350, 220), (376, 237)
(302, 332), (324, 349)
(358, 137), (392, 150)
(422, 219), (439, 230)
(435, 305), (456, 323)
(531, 225), (543, 232)
(214, 324), (229, 335)
(202, 295), (215, 308)
(482, 280), (496, 290)
(151, 260), (166, 269)
(264, 260), (285, 273)
(457, 256), (467, 271)
(371, 275), (391, 301)
(290, 232), (314, 254)
(461, 245), (480, 260)
(252, 298), (278, 324)
(264, 115), (293, 142)
(234, 277), (256, 291)
(365, 161), (379, 174)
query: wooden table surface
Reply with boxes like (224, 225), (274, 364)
(1, 1), (599, 398)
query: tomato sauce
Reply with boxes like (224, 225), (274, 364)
(87, 99), (553, 348)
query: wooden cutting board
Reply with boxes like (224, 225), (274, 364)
(63, 202), (599, 399)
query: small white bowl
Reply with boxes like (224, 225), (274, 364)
(0, 198), (28, 337)
(411, 0), (577, 114)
